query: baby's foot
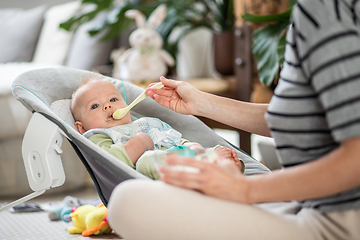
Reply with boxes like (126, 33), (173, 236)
(215, 147), (241, 167)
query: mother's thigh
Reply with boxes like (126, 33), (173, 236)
(107, 179), (316, 240)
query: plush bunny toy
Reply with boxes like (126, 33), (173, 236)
(116, 4), (175, 82)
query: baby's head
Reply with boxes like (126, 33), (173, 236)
(71, 74), (131, 134)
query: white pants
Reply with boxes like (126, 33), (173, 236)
(107, 179), (360, 240)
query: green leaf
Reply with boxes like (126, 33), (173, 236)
(288, 0), (297, 7)
(82, 0), (112, 8)
(95, 18), (132, 40)
(252, 21), (289, 85)
(203, 0), (224, 24)
(244, 2), (293, 85)
(59, 0), (114, 31)
(242, 9), (292, 24)
(59, 8), (100, 31)
(157, 9), (180, 39)
(202, 0), (234, 31)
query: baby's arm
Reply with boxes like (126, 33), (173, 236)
(124, 132), (154, 165)
(88, 134), (135, 168)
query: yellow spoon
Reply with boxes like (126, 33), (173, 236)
(113, 82), (164, 119)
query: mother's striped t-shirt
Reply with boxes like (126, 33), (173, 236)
(265, 0), (360, 212)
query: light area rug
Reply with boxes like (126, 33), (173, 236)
(0, 210), (122, 240)
(0, 185), (122, 240)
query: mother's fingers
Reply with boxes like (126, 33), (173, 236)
(160, 76), (181, 89)
(146, 76), (178, 93)
(160, 168), (205, 190)
(147, 87), (174, 98)
(165, 155), (211, 171)
(156, 87), (178, 98)
(159, 155), (209, 188)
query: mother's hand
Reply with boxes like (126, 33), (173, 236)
(145, 76), (202, 116)
(159, 154), (251, 204)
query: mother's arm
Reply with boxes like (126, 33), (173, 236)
(198, 92), (270, 137)
(147, 77), (271, 137)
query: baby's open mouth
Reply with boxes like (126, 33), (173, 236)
(105, 114), (114, 122)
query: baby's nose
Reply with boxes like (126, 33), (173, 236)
(103, 105), (113, 111)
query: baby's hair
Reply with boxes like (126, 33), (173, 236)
(73, 72), (106, 96)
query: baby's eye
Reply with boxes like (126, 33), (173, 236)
(110, 98), (117, 102)
(91, 104), (99, 109)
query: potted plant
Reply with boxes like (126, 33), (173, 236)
(152, 0), (217, 78)
(60, 0), (235, 77)
(241, 0), (296, 86)
(59, 0), (157, 41)
(209, 0), (235, 76)
(157, 0), (235, 76)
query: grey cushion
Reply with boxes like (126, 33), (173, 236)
(65, 12), (116, 70)
(0, 5), (47, 63)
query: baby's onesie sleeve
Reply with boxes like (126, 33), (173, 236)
(88, 133), (135, 169)
(136, 139), (190, 180)
(136, 150), (163, 180)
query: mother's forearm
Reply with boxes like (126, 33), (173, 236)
(196, 92), (271, 137)
(246, 136), (360, 204)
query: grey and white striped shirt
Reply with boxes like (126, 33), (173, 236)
(265, 0), (360, 212)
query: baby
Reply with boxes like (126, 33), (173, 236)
(70, 74), (244, 179)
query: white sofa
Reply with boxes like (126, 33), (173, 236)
(0, 1), (121, 197)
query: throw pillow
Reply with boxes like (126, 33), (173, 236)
(32, 1), (80, 65)
(65, 11), (116, 70)
(0, 5), (46, 63)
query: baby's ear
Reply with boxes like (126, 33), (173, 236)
(75, 121), (86, 134)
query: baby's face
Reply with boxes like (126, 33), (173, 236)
(74, 80), (131, 134)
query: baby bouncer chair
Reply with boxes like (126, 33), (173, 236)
(1, 67), (269, 211)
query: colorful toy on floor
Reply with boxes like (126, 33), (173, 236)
(67, 203), (112, 237)
(48, 196), (81, 221)
(60, 206), (72, 222)
(67, 204), (95, 234)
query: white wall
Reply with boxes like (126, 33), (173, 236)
(0, 0), (75, 9)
